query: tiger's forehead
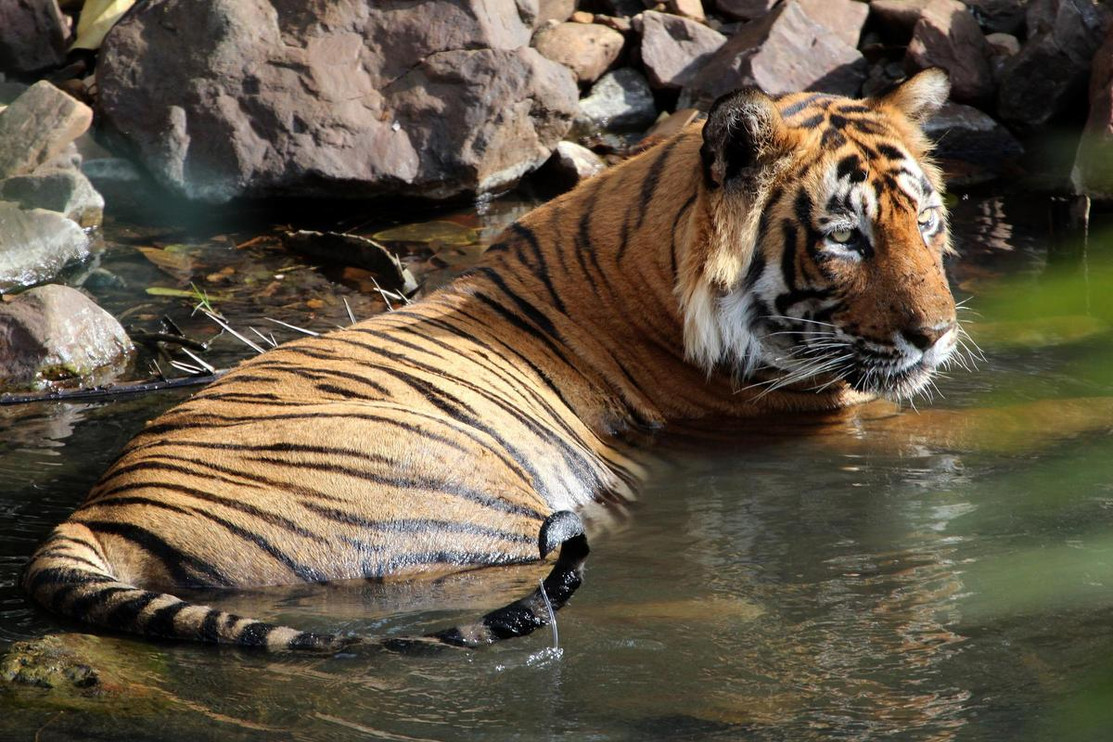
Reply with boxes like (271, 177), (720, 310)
(774, 92), (939, 214)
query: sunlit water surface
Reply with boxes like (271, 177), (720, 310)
(2, 193), (1113, 741)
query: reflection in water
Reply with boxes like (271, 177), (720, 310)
(2, 194), (1113, 740)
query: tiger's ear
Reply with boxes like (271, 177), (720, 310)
(879, 68), (950, 123)
(700, 87), (786, 191)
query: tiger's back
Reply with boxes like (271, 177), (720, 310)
(25, 70), (961, 649)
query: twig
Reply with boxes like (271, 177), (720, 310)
(202, 309), (265, 353)
(0, 371), (227, 406)
(266, 317), (319, 336)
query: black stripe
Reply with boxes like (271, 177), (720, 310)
(298, 502), (532, 545)
(637, 137), (682, 228)
(75, 520), (231, 587)
(145, 600), (189, 638)
(509, 223), (569, 315)
(106, 590), (161, 630)
(200, 608), (222, 643)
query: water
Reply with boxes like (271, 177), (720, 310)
(2, 193), (1113, 741)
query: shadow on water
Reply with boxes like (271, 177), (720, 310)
(3, 192), (1113, 740)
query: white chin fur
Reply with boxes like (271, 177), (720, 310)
(681, 283), (762, 376)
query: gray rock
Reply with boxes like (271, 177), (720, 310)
(1072, 27), (1113, 200)
(680, 1), (866, 109)
(533, 22), (625, 84)
(714, 0), (778, 21)
(997, 0), (1112, 131)
(0, 170), (105, 228)
(906, 0), (994, 104)
(0, 284), (133, 391)
(0, 81), (93, 180)
(577, 68), (658, 132)
(0, 201), (90, 292)
(923, 102), (1024, 185)
(97, 0), (577, 203)
(548, 141), (607, 185)
(0, 0), (68, 75)
(639, 10), (726, 91)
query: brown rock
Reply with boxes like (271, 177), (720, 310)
(713, 0), (778, 21)
(0, 82), (92, 180)
(796, 0), (868, 49)
(534, 22), (626, 83)
(985, 32), (1020, 57)
(681, 1), (866, 108)
(97, 0), (578, 203)
(922, 101), (1023, 185)
(906, 0), (994, 103)
(0, 0), (68, 75)
(664, 0), (706, 22)
(1072, 27), (1113, 199)
(997, 0), (1112, 131)
(570, 10), (595, 23)
(0, 284), (133, 390)
(639, 10), (726, 90)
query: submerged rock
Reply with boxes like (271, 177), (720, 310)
(0, 284), (133, 390)
(0, 201), (90, 292)
(97, 0), (578, 203)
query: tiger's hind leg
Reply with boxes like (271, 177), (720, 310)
(389, 511), (589, 650)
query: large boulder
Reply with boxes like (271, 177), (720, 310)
(638, 10), (727, 91)
(533, 22), (625, 84)
(97, 0), (579, 202)
(0, 202), (90, 292)
(997, 0), (1113, 131)
(906, 0), (994, 104)
(0, 169), (105, 228)
(680, 0), (867, 109)
(0, 0), (68, 75)
(0, 284), (133, 391)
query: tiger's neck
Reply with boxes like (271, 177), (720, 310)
(451, 129), (865, 430)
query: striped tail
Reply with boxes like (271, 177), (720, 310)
(24, 513), (589, 652)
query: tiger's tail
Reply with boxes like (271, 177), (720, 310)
(24, 512), (589, 652)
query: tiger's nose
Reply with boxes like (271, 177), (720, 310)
(902, 322), (954, 351)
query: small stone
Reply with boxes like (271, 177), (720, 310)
(577, 68), (658, 132)
(713, 0), (777, 21)
(984, 32), (1020, 57)
(0, 284), (133, 390)
(922, 102), (1024, 186)
(570, 10), (595, 23)
(594, 14), (634, 33)
(0, 170), (105, 228)
(906, 0), (994, 104)
(0, 81), (93, 180)
(0, 0), (68, 74)
(534, 22), (626, 84)
(547, 140), (607, 186)
(681, 1), (866, 108)
(0, 202), (91, 292)
(639, 10), (726, 90)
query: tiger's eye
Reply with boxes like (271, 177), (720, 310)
(917, 208), (938, 229)
(829, 229), (854, 244)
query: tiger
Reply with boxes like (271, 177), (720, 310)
(24, 69), (959, 651)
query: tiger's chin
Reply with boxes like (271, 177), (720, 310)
(845, 360), (943, 402)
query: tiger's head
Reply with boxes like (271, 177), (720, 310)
(681, 69), (960, 402)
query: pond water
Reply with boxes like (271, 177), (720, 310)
(2, 190), (1113, 741)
